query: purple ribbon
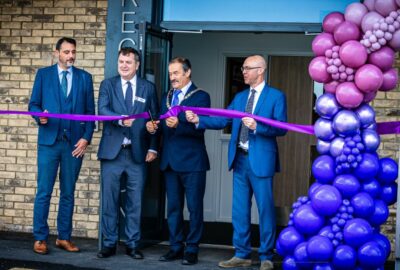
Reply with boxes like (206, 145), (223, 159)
(0, 107), (398, 135)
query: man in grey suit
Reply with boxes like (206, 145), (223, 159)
(97, 47), (159, 259)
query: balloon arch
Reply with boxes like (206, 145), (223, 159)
(277, 1), (399, 269)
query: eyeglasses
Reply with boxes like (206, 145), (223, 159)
(241, 66), (261, 72)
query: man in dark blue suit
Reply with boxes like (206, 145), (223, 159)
(146, 57), (210, 265)
(97, 47), (158, 259)
(186, 55), (287, 270)
(29, 37), (95, 255)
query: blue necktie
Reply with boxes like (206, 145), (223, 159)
(171, 89), (182, 106)
(61, 71), (68, 97)
(125, 81), (133, 112)
(239, 89), (256, 144)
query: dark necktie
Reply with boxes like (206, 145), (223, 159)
(239, 89), (256, 144)
(61, 71), (68, 97)
(171, 89), (182, 106)
(125, 81), (133, 112)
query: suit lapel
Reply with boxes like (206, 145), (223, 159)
(71, 66), (79, 111)
(51, 65), (61, 112)
(240, 88), (250, 112)
(253, 84), (269, 115)
(132, 78), (145, 114)
(180, 83), (196, 105)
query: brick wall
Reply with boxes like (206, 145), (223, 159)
(0, 0), (107, 239)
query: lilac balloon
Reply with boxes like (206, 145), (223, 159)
(293, 204), (325, 235)
(368, 46), (395, 72)
(380, 183), (398, 205)
(362, 178), (382, 198)
(380, 68), (398, 91)
(309, 56), (331, 83)
(310, 185), (342, 216)
(343, 218), (373, 248)
(335, 82), (364, 108)
(324, 81), (340, 93)
(339, 41), (368, 68)
(354, 153), (380, 180)
(334, 21), (361, 45)
(368, 199), (389, 226)
(323, 12), (345, 33)
(389, 29), (400, 50)
(358, 241), (386, 269)
(306, 236), (333, 261)
(312, 33), (336, 56)
(375, 0), (398, 17)
(333, 174), (361, 198)
(355, 103), (376, 128)
(312, 155), (336, 184)
(332, 110), (360, 136)
(345, 3), (369, 26)
(315, 93), (340, 119)
(364, 0), (376, 11)
(351, 192), (375, 218)
(332, 245), (357, 270)
(362, 129), (380, 152)
(277, 226), (305, 256)
(372, 233), (391, 258)
(363, 90), (378, 102)
(377, 157), (398, 184)
(317, 139), (331, 155)
(361, 11), (384, 33)
(355, 64), (384, 93)
(330, 137), (345, 157)
(314, 118), (335, 141)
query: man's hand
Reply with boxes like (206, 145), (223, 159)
(146, 120), (159, 134)
(166, 116), (179, 128)
(72, 138), (88, 158)
(39, 110), (48, 125)
(242, 117), (257, 130)
(145, 151), (157, 162)
(122, 118), (135, 127)
(185, 110), (199, 124)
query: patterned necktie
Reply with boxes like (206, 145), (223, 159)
(125, 81), (133, 112)
(171, 89), (182, 106)
(61, 70), (68, 97)
(239, 89), (256, 144)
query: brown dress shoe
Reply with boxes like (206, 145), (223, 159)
(33, 240), (48, 255)
(55, 239), (80, 252)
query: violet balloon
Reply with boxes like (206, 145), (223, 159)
(355, 103), (376, 128)
(309, 182), (323, 198)
(333, 174), (361, 198)
(339, 41), (368, 68)
(314, 118), (335, 141)
(332, 245), (357, 270)
(312, 155), (336, 184)
(310, 185), (342, 216)
(312, 33), (336, 56)
(354, 153), (380, 180)
(309, 56), (331, 83)
(282, 256), (297, 270)
(364, 0), (376, 11)
(323, 12), (345, 33)
(377, 157), (398, 184)
(362, 178), (382, 198)
(293, 204), (325, 235)
(332, 110), (360, 136)
(315, 93), (340, 119)
(358, 241), (386, 269)
(306, 235), (334, 261)
(362, 129), (381, 152)
(345, 3), (369, 26)
(335, 82), (364, 108)
(294, 242), (312, 269)
(363, 91), (378, 103)
(277, 226), (305, 256)
(375, 0), (398, 17)
(343, 218), (373, 248)
(368, 199), (389, 226)
(389, 29), (400, 50)
(330, 137), (345, 157)
(317, 139), (331, 155)
(361, 11), (384, 33)
(380, 68), (398, 91)
(354, 64), (384, 93)
(372, 233), (391, 258)
(368, 46), (395, 71)
(351, 192), (375, 218)
(380, 183), (398, 205)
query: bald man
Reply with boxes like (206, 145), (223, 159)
(186, 55), (287, 270)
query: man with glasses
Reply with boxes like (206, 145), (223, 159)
(186, 55), (287, 270)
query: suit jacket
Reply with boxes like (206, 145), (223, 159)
(28, 64), (95, 146)
(159, 83), (210, 172)
(97, 75), (159, 163)
(198, 84), (287, 178)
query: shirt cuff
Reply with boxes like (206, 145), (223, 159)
(148, 149), (158, 155)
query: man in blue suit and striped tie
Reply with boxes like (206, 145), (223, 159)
(186, 55), (287, 270)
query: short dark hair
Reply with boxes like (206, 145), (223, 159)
(55, 37), (76, 50)
(119, 47), (140, 62)
(169, 57), (191, 73)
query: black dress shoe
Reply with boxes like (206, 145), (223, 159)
(97, 246), (116, 258)
(159, 249), (184, 262)
(182, 252), (198, 265)
(126, 247), (144, 259)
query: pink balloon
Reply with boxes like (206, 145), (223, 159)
(389, 30), (400, 50)
(323, 12), (345, 33)
(368, 46), (395, 71)
(324, 81), (340, 93)
(361, 12), (384, 33)
(334, 21), (361, 45)
(336, 82), (365, 108)
(312, 33), (336, 56)
(375, 0), (398, 17)
(309, 56), (331, 83)
(355, 64), (384, 93)
(380, 68), (399, 91)
(364, 91), (378, 102)
(364, 0), (376, 11)
(339, 40), (368, 68)
(345, 3), (369, 26)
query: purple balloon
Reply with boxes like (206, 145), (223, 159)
(362, 178), (382, 198)
(330, 137), (345, 157)
(294, 242), (312, 269)
(355, 103), (376, 128)
(334, 21), (361, 45)
(332, 110), (360, 136)
(362, 129), (380, 152)
(354, 64), (383, 93)
(332, 245), (357, 270)
(380, 183), (398, 205)
(312, 155), (336, 184)
(343, 218), (373, 248)
(314, 118), (335, 141)
(293, 204), (325, 235)
(345, 3), (369, 26)
(315, 93), (340, 119)
(361, 11), (384, 33)
(372, 233), (391, 258)
(375, 0), (398, 17)
(324, 80), (340, 93)
(377, 157), (398, 184)
(363, 90), (378, 103)
(380, 68), (398, 91)
(364, 0), (376, 11)
(306, 235), (333, 261)
(312, 33), (336, 56)
(354, 153), (380, 180)
(323, 12), (345, 33)
(333, 174), (361, 198)
(389, 29), (400, 50)
(310, 185), (342, 216)
(309, 56), (332, 83)
(277, 226), (305, 256)
(339, 41), (368, 68)
(318, 225), (334, 238)
(368, 199), (389, 226)
(317, 139), (331, 155)
(358, 241), (386, 269)
(283, 256), (297, 270)
(351, 192), (375, 218)
(368, 46), (395, 71)
(309, 182), (323, 198)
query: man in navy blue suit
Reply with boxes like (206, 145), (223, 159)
(186, 55), (287, 270)
(96, 47), (158, 259)
(29, 37), (95, 255)
(146, 57), (210, 265)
